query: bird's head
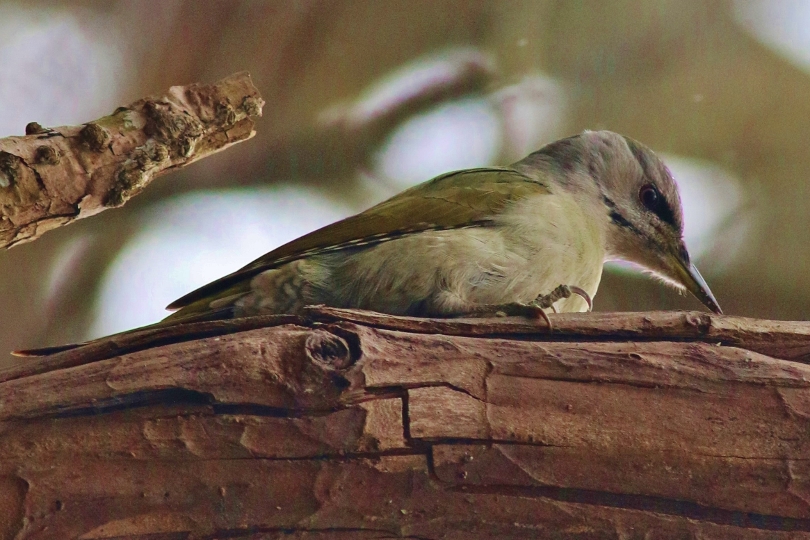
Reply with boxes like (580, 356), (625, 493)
(528, 130), (722, 314)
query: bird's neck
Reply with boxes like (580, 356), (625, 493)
(511, 151), (620, 262)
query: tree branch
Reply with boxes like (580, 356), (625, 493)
(3, 310), (810, 538)
(0, 72), (264, 249)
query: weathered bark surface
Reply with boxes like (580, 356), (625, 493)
(0, 72), (263, 249)
(2, 309), (810, 539)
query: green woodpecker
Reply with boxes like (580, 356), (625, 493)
(16, 130), (720, 355)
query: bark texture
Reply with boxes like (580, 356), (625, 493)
(2, 309), (810, 539)
(0, 72), (263, 249)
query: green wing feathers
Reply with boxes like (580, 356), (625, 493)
(166, 167), (549, 311)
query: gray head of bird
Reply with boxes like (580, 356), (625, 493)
(516, 130), (722, 314)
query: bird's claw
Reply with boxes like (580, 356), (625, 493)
(467, 284), (592, 333)
(568, 285), (593, 311)
(506, 302), (552, 331)
(533, 284), (593, 312)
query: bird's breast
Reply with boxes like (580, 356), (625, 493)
(488, 191), (607, 312)
(298, 191), (607, 315)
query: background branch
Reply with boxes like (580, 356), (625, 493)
(0, 72), (263, 249)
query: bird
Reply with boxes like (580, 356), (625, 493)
(15, 130), (721, 356)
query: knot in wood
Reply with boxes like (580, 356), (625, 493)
(305, 330), (355, 370)
(34, 145), (60, 165)
(25, 122), (47, 135)
(684, 312), (712, 334)
(242, 95), (264, 116)
(0, 151), (20, 187)
(143, 100), (204, 158)
(79, 122), (111, 152)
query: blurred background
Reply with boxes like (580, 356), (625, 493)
(1, 0), (807, 362)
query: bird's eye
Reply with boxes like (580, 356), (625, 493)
(639, 184), (660, 212)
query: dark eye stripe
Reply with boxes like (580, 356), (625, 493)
(646, 186), (677, 227)
(603, 195), (643, 237)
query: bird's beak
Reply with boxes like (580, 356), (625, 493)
(672, 254), (722, 314)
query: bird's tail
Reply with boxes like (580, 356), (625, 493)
(12, 342), (86, 357)
(12, 306), (237, 357)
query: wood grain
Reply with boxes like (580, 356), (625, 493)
(4, 310), (810, 538)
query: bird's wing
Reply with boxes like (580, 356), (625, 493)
(166, 167), (550, 310)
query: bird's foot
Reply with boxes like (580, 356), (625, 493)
(533, 284), (593, 312)
(468, 302), (552, 331)
(463, 285), (592, 332)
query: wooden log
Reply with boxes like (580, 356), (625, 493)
(3, 309), (810, 538)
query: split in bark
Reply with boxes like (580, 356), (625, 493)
(2, 309), (810, 538)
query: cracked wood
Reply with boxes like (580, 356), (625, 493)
(3, 311), (810, 538)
